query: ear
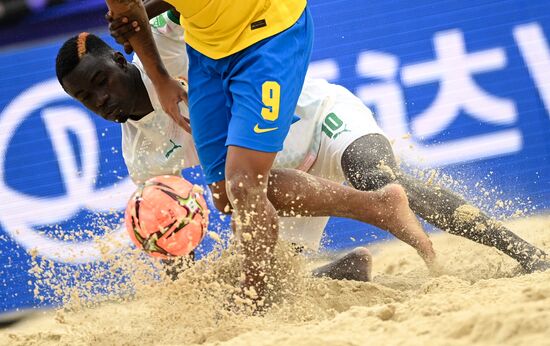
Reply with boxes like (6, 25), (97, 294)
(113, 51), (128, 70)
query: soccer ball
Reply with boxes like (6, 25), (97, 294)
(125, 175), (209, 258)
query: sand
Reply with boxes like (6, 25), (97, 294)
(1, 214), (550, 346)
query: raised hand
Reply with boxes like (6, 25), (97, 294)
(105, 11), (140, 54)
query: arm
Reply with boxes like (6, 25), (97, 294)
(105, 1), (165, 84)
(105, 0), (185, 125)
(143, 0), (174, 18)
(107, 1), (176, 53)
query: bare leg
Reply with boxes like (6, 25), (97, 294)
(341, 134), (549, 273)
(211, 169), (436, 269)
(268, 170), (436, 268)
(225, 146), (279, 305)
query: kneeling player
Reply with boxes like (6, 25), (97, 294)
(56, 11), (548, 276)
(108, 11), (550, 273)
(55, 26), (435, 281)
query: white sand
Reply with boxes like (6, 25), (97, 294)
(2, 214), (549, 346)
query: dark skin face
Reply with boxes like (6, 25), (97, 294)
(62, 51), (153, 123)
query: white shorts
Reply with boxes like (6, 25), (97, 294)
(278, 88), (387, 251)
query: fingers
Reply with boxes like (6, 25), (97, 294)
(109, 17), (128, 33)
(182, 92), (189, 106)
(104, 11), (113, 23)
(167, 103), (192, 134)
(167, 104), (182, 126)
(106, 13), (129, 32)
(170, 112), (191, 133)
(182, 117), (192, 134)
(175, 83), (190, 133)
(178, 78), (189, 104)
(176, 117), (192, 134)
(112, 18), (140, 35)
(106, 12), (141, 46)
(158, 79), (192, 133)
(110, 20), (140, 40)
(124, 42), (134, 54)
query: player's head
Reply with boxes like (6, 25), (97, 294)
(56, 32), (139, 123)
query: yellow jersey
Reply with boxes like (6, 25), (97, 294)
(163, 0), (307, 59)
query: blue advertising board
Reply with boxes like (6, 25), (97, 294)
(1, 0), (549, 315)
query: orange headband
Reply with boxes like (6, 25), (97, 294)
(77, 32), (90, 59)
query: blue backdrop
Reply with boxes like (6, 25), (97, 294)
(1, 0), (549, 315)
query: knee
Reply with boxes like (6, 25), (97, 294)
(225, 172), (267, 208)
(348, 165), (398, 191)
(341, 134), (400, 191)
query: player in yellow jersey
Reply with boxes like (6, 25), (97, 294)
(103, 0), (341, 308)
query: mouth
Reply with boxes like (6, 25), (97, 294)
(105, 107), (127, 123)
(116, 112), (130, 123)
(103, 106), (116, 118)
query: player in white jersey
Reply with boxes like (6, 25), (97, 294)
(107, 10), (550, 274)
(56, 10), (549, 276)
(55, 15), (438, 282)
(120, 15), (390, 253)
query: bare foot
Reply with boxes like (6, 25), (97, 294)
(362, 184), (437, 271)
(312, 247), (373, 281)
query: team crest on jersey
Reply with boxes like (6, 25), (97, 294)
(165, 139), (182, 158)
(150, 14), (167, 29)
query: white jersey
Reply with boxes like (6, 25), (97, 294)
(122, 12), (385, 250)
(123, 12), (332, 185)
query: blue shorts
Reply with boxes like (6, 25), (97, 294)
(186, 8), (314, 184)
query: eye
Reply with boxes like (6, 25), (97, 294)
(98, 76), (107, 86)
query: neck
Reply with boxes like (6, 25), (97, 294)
(128, 65), (154, 120)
